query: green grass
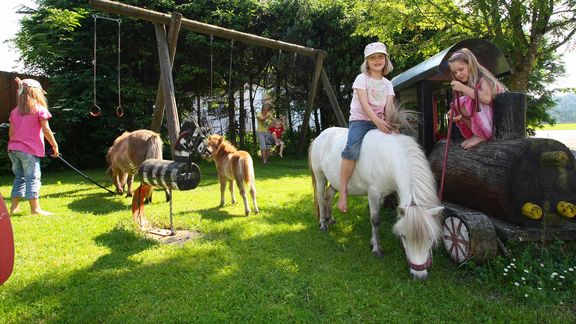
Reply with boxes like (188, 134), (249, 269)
(539, 123), (576, 130)
(0, 158), (575, 322)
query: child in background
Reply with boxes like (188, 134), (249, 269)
(8, 78), (59, 215)
(447, 48), (507, 149)
(338, 42), (396, 213)
(256, 95), (275, 164)
(268, 116), (286, 158)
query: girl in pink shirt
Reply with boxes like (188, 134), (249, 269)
(447, 48), (507, 149)
(8, 78), (59, 215)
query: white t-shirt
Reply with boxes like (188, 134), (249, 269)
(349, 73), (395, 121)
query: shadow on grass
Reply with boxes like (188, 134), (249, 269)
(67, 191), (127, 215)
(90, 226), (158, 271)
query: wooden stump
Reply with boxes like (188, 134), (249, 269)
(442, 203), (498, 264)
(493, 92), (526, 140)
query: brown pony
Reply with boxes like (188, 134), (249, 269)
(205, 134), (259, 216)
(106, 129), (163, 198)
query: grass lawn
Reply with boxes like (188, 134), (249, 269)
(539, 123), (576, 130)
(0, 158), (574, 322)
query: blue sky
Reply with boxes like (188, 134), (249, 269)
(1, 0), (575, 88)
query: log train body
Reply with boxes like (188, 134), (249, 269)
(391, 39), (576, 263)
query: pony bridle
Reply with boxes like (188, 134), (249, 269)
(401, 243), (433, 271)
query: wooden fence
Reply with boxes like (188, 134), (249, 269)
(0, 71), (49, 123)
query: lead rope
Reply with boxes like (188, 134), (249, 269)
(438, 91), (459, 200)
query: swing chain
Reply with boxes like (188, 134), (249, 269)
(116, 18), (123, 117)
(91, 15), (100, 117)
(91, 14), (123, 118)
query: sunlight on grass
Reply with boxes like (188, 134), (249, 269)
(0, 159), (575, 322)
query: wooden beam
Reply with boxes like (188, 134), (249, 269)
(151, 12), (182, 132)
(320, 67), (346, 127)
(154, 23), (180, 157)
(90, 0), (324, 57)
(298, 51), (326, 156)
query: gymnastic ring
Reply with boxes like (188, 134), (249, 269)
(116, 105), (124, 118)
(90, 105), (101, 117)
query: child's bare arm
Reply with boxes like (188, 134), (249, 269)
(40, 120), (59, 157)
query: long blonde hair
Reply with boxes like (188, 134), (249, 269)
(447, 48), (506, 96)
(17, 80), (48, 115)
(360, 54), (394, 77)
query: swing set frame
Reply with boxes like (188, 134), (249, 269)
(89, 0), (346, 157)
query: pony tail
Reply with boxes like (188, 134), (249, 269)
(146, 133), (163, 160)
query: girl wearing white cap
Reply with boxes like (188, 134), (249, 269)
(338, 42), (396, 213)
(8, 78), (59, 215)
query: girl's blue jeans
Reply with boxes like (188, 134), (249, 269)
(9, 150), (41, 200)
(341, 120), (377, 160)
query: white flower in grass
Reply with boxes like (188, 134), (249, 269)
(540, 263), (544, 268)
(560, 275), (565, 279)
(511, 263), (516, 267)
(503, 273), (507, 276)
(569, 268), (574, 272)
(537, 287), (542, 290)
(551, 272), (558, 277)
(524, 294), (529, 298)
(522, 277), (526, 281)
(513, 258), (516, 262)
(524, 269), (529, 273)
(514, 282), (520, 286)
(504, 268), (509, 272)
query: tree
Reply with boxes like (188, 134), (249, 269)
(352, 0), (576, 127)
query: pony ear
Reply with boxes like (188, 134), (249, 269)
(217, 136), (224, 145)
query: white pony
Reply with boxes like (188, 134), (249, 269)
(309, 125), (444, 280)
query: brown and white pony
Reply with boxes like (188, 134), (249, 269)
(308, 107), (444, 280)
(106, 129), (163, 199)
(204, 134), (259, 216)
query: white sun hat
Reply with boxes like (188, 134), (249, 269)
(20, 79), (47, 94)
(364, 42), (388, 59)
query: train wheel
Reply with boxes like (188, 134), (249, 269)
(442, 203), (498, 264)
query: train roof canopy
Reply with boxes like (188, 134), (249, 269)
(391, 38), (511, 91)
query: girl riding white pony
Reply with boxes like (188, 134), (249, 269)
(309, 106), (444, 280)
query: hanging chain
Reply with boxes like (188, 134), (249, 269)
(91, 14), (122, 117)
(210, 35), (214, 100)
(116, 18), (123, 117)
(169, 188), (174, 235)
(91, 15), (100, 117)
(227, 40), (234, 102)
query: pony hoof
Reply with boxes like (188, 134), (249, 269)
(254, 209), (260, 214)
(319, 224), (329, 232)
(126, 193), (133, 198)
(372, 249), (384, 258)
(327, 218), (336, 225)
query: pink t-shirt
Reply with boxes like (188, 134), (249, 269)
(8, 105), (52, 157)
(349, 73), (395, 121)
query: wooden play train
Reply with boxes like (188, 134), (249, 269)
(391, 39), (576, 263)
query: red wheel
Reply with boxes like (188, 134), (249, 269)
(443, 215), (471, 263)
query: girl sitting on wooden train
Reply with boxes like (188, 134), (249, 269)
(447, 48), (507, 149)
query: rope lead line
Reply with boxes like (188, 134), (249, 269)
(92, 14), (123, 118)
